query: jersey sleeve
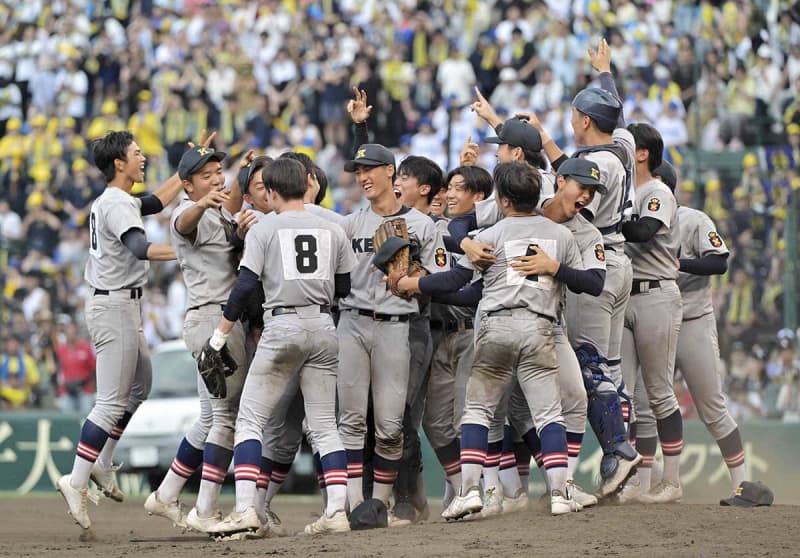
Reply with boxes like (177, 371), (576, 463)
(106, 197), (145, 241)
(580, 153), (609, 220)
(333, 224), (357, 274)
(239, 221), (268, 278)
(695, 212), (729, 257)
(415, 216), (449, 274)
(582, 230), (607, 271)
(638, 185), (675, 227)
(457, 227), (493, 274)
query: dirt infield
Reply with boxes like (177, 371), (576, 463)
(4, 494), (797, 557)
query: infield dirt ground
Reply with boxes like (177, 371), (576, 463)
(4, 495), (797, 557)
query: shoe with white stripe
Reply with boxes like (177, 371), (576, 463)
(185, 507), (223, 534)
(207, 506), (261, 537)
(638, 481), (682, 504)
(90, 461), (125, 502)
(264, 504), (287, 537)
(303, 510), (350, 535)
(57, 474), (98, 529)
(501, 491), (529, 514)
(442, 486), (483, 520)
(550, 489), (582, 516)
(567, 480), (598, 508)
(144, 491), (187, 528)
(480, 486), (503, 518)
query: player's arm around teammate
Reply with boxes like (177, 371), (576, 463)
(204, 158), (356, 537)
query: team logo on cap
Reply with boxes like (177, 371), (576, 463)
(435, 247), (447, 267)
(356, 148), (366, 159)
(647, 197), (661, 212)
(594, 243), (605, 262)
(196, 146), (211, 156)
(708, 231), (722, 248)
(590, 167), (599, 180)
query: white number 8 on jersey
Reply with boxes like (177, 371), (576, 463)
(278, 229), (332, 280)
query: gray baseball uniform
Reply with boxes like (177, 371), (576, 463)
(460, 215), (583, 433)
(637, 207), (735, 441)
(622, 178), (682, 422)
(331, 205), (445, 504)
(84, 187), (152, 434)
(566, 129), (636, 393)
(171, 198), (248, 451)
(235, 209), (355, 459)
(474, 173), (556, 228)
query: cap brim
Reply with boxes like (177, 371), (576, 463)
(719, 496), (756, 507)
(484, 136), (504, 145)
(181, 152), (227, 179)
(565, 175), (608, 195)
(343, 159), (388, 172)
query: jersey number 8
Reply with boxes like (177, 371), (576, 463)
(294, 235), (318, 273)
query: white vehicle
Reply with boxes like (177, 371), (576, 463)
(115, 339), (200, 489)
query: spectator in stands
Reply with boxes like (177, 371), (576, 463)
(0, 334), (41, 409)
(54, 321), (95, 414)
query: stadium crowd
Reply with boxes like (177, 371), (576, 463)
(1, 0), (799, 421)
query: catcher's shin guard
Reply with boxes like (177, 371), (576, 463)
(587, 391), (638, 479)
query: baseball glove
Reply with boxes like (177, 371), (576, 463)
(372, 218), (426, 299)
(197, 340), (237, 398)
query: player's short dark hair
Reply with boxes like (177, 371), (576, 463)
(493, 161), (541, 213)
(312, 164), (328, 205)
(446, 166), (494, 198)
(91, 130), (135, 183)
(397, 155), (445, 204)
(627, 122), (664, 173)
(522, 148), (547, 170)
(262, 158), (306, 200)
(280, 151), (315, 176)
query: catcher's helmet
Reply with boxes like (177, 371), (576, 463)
(572, 88), (622, 133)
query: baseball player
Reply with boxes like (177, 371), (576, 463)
(652, 161), (747, 499)
(422, 165), (493, 512)
(200, 157), (356, 537)
(507, 157), (609, 508)
(327, 143), (446, 522)
(57, 130), (184, 531)
(390, 154), (447, 523)
(144, 145), (254, 533)
(618, 123), (683, 503)
(511, 39), (641, 498)
(398, 161), (592, 517)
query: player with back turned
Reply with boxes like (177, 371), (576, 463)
(57, 130), (185, 533)
(195, 157), (357, 537)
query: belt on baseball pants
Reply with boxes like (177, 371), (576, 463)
(351, 309), (411, 322)
(430, 318), (474, 333)
(271, 305), (331, 317)
(486, 308), (553, 321)
(630, 280), (661, 296)
(94, 287), (142, 299)
(187, 303), (226, 312)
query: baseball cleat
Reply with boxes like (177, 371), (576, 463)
(597, 452), (642, 498)
(616, 476), (643, 504)
(185, 507), (224, 534)
(480, 486), (503, 518)
(638, 481), (682, 504)
(303, 510), (350, 535)
(567, 480), (598, 508)
(550, 489), (582, 516)
(388, 509), (413, 528)
(57, 474), (98, 529)
(441, 486), (483, 520)
(206, 506), (262, 537)
(501, 491), (529, 514)
(90, 461), (125, 502)
(442, 482), (456, 513)
(264, 504), (287, 537)
(144, 491), (187, 528)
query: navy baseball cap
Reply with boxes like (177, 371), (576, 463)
(238, 155), (273, 194)
(178, 146), (227, 180)
(654, 161), (678, 192)
(344, 144), (395, 172)
(485, 119), (543, 152)
(557, 158), (608, 194)
(720, 481), (774, 507)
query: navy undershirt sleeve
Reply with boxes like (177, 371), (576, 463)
(223, 267), (260, 322)
(679, 253), (728, 276)
(447, 212), (477, 247)
(139, 194), (164, 216)
(553, 266), (606, 296)
(621, 216), (662, 243)
(431, 278), (484, 307)
(418, 264), (474, 294)
(121, 228), (151, 260)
